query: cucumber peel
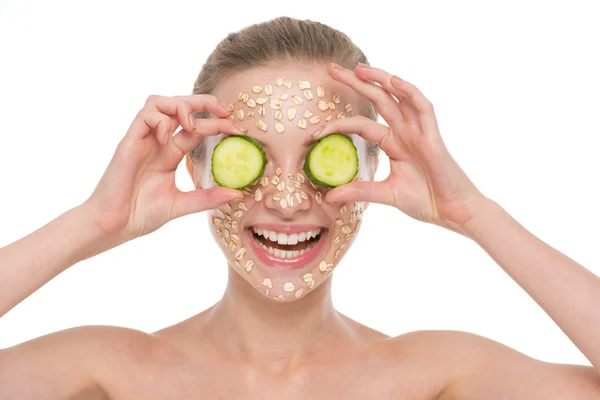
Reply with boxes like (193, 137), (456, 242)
(303, 134), (358, 188)
(211, 135), (266, 189)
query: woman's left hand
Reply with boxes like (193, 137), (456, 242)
(318, 62), (489, 234)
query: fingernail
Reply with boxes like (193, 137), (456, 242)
(329, 62), (343, 70)
(391, 75), (404, 85)
(233, 123), (248, 135)
(356, 62), (370, 68)
(324, 193), (338, 204)
(189, 114), (196, 129)
(221, 100), (234, 111)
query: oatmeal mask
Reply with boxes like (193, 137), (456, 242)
(201, 72), (368, 302)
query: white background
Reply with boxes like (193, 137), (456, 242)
(0, 0), (598, 367)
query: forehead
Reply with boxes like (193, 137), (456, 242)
(210, 64), (360, 146)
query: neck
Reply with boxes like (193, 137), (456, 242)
(205, 267), (348, 371)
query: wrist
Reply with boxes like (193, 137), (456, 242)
(432, 194), (495, 240)
(69, 202), (128, 263)
(460, 197), (501, 239)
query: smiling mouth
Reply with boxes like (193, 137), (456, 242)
(245, 226), (328, 269)
(249, 227), (324, 258)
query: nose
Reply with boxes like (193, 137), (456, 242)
(262, 167), (312, 219)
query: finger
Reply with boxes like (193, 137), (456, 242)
(166, 118), (247, 168)
(141, 94), (234, 140)
(125, 109), (174, 145)
(353, 64), (419, 123)
(327, 63), (405, 124)
(356, 65), (441, 140)
(389, 76), (442, 140)
(171, 186), (244, 219)
(311, 115), (407, 161)
(324, 179), (395, 206)
(389, 76), (434, 116)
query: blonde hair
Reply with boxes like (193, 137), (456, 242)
(190, 16), (379, 161)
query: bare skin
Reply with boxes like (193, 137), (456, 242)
(1, 62), (600, 399)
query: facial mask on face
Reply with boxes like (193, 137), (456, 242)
(227, 79), (352, 134)
(210, 176), (364, 301)
(204, 75), (365, 302)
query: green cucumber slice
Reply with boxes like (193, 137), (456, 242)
(303, 134), (358, 188)
(211, 135), (266, 189)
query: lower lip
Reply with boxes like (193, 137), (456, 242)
(245, 229), (327, 270)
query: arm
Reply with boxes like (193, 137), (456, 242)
(0, 94), (243, 318)
(0, 204), (113, 318)
(434, 199), (600, 399)
(317, 63), (600, 396)
(462, 198), (600, 373)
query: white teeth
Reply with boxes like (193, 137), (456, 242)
(271, 249), (303, 259)
(252, 227), (321, 245)
(277, 233), (288, 245)
(253, 233), (319, 259)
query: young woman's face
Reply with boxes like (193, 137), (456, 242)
(190, 64), (376, 301)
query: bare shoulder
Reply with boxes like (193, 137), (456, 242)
(2, 324), (161, 361)
(0, 325), (168, 399)
(377, 330), (600, 400)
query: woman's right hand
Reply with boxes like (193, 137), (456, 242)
(83, 94), (245, 244)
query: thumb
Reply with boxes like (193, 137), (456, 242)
(325, 180), (393, 206)
(171, 186), (243, 219)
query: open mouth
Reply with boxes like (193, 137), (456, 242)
(245, 226), (328, 269)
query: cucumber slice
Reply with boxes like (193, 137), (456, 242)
(303, 134), (358, 188)
(211, 135), (266, 189)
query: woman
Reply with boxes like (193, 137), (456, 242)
(1, 16), (599, 399)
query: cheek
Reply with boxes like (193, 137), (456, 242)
(207, 189), (263, 270)
(208, 204), (242, 258)
(321, 137), (367, 255)
(208, 194), (265, 273)
(324, 200), (364, 265)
